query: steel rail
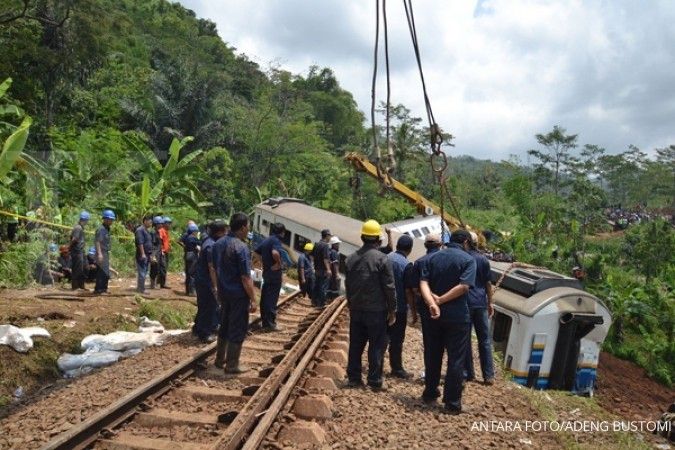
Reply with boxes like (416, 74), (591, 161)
(241, 297), (347, 450)
(211, 297), (346, 450)
(39, 291), (302, 450)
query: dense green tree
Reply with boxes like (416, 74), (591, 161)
(528, 125), (578, 196)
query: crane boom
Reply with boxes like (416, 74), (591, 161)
(345, 152), (484, 242)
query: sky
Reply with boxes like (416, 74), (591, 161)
(177, 0), (675, 161)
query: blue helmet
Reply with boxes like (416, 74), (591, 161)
(153, 216), (164, 225)
(79, 211), (90, 221)
(48, 243), (58, 253)
(187, 223), (199, 233)
(102, 209), (116, 220)
(163, 216), (172, 223)
(87, 246), (96, 256)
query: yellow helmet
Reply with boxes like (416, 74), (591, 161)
(361, 219), (382, 237)
(303, 242), (314, 252)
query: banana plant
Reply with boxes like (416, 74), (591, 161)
(125, 134), (211, 216)
(0, 78), (35, 182)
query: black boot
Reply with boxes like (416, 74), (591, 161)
(225, 342), (247, 374)
(214, 337), (227, 369)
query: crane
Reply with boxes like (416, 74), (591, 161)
(344, 152), (485, 245)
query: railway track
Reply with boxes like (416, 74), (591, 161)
(37, 292), (347, 450)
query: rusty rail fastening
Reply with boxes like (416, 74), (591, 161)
(39, 291), (304, 450)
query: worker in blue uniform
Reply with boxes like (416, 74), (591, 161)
(345, 219), (397, 391)
(419, 229), (476, 414)
(183, 223), (201, 296)
(193, 220), (226, 344)
(410, 233), (443, 388)
(386, 234), (416, 378)
(94, 209), (116, 294)
(312, 229), (332, 308)
(254, 222), (286, 331)
(212, 213), (257, 373)
(134, 215), (153, 294)
(465, 232), (495, 385)
(297, 242), (315, 299)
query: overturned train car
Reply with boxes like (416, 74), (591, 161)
(252, 198), (612, 395)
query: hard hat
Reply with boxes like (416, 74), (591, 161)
(153, 216), (164, 225)
(469, 231), (478, 244)
(163, 216), (172, 223)
(361, 219), (382, 237)
(425, 233), (441, 244)
(303, 242), (314, 252)
(247, 232), (253, 240)
(102, 209), (116, 220)
(79, 211), (90, 221)
(87, 246), (96, 256)
(187, 223), (199, 233)
(48, 243), (58, 253)
(329, 236), (341, 245)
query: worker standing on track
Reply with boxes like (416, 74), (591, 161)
(149, 216), (164, 289)
(386, 234), (415, 379)
(327, 235), (341, 301)
(419, 229), (476, 414)
(94, 209), (116, 295)
(345, 219), (397, 391)
(134, 216), (153, 294)
(297, 242), (315, 299)
(312, 229), (332, 308)
(410, 233), (443, 389)
(193, 220), (226, 343)
(212, 213), (257, 373)
(183, 223), (201, 296)
(464, 232), (495, 385)
(254, 222), (286, 331)
(158, 216), (171, 289)
(69, 211), (90, 290)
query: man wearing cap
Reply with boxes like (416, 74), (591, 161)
(312, 229), (332, 308)
(193, 220), (226, 343)
(464, 232), (495, 385)
(149, 216), (164, 289)
(134, 216), (153, 294)
(94, 210), (116, 294)
(386, 234), (416, 379)
(254, 222), (286, 331)
(411, 233), (443, 397)
(297, 242), (315, 299)
(183, 223), (201, 296)
(345, 219), (397, 391)
(69, 211), (90, 290)
(419, 229), (476, 414)
(327, 235), (341, 300)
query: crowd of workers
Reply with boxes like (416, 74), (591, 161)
(38, 208), (493, 414)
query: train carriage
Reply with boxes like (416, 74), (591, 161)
(252, 198), (612, 395)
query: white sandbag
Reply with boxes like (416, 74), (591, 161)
(0, 324), (51, 353)
(81, 331), (163, 352)
(57, 350), (122, 372)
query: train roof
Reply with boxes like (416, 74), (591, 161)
(384, 215), (441, 228)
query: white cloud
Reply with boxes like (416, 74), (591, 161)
(178, 0), (675, 160)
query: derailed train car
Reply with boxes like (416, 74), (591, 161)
(252, 198), (612, 395)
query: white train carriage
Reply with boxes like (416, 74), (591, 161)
(489, 263), (612, 395)
(253, 198), (612, 395)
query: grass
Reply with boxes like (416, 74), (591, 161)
(135, 297), (195, 329)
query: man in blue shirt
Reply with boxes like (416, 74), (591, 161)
(212, 213), (257, 374)
(193, 220), (226, 344)
(465, 232), (495, 385)
(297, 242), (315, 299)
(254, 222), (286, 331)
(94, 210), (116, 295)
(420, 229), (476, 414)
(134, 216), (153, 294)
(386, 235), (415, 379)
(183, 223), (201, 296)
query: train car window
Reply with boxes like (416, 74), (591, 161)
(404, 232), (411, 236)
(262, 219), (269, 228)
(412, 229), (422, 238)
(281, 230), (291, 246)
(294, 233), (310, 252)
(421, 226), (430, 235)
(257, 215), (261, 231)
(492, 312), (512, 354)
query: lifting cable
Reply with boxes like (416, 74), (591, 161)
(402, 0), (464, 232)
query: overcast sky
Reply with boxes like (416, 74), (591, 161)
(177, 0), (675, 161)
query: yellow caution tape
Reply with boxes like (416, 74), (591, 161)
(0, 209), (134, 241)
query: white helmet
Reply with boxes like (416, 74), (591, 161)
(329, 236), (341, 245)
